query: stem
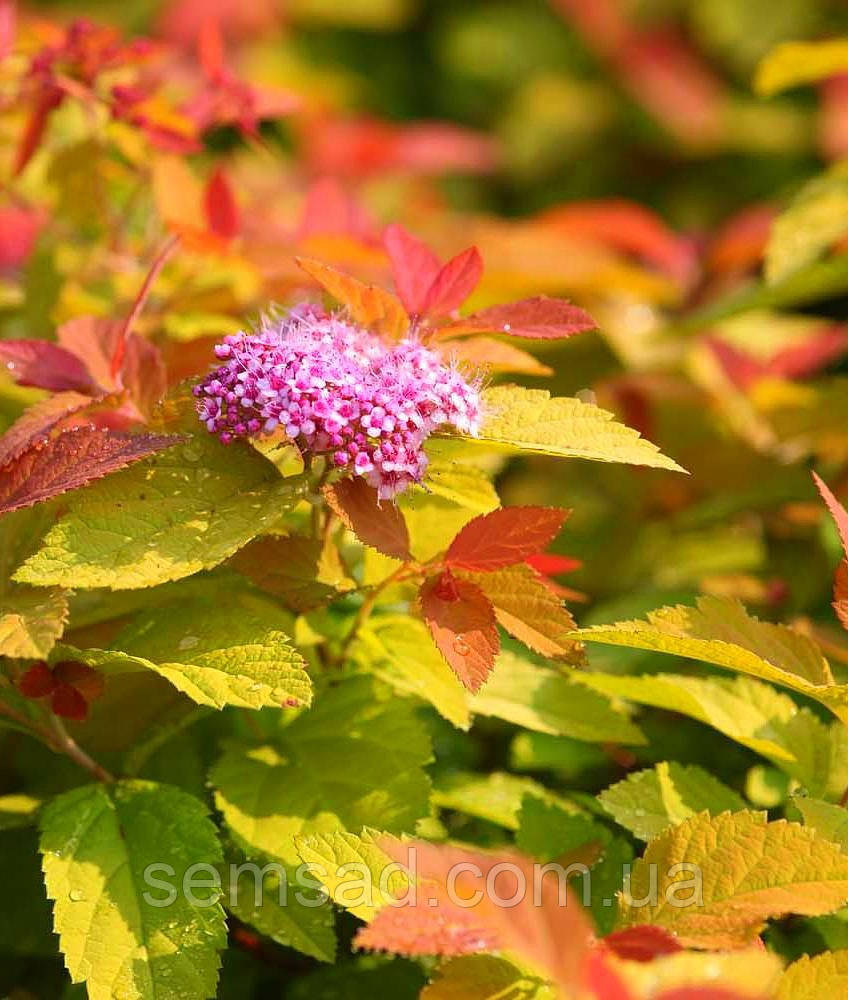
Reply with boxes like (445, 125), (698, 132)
(337, 563), (415, 663)
(47, 714), (114, 783)
(111, 233), (180, 378)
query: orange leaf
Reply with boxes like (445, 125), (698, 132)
(324, 478), (411, 561)
(384, 223), (442, 315)
(231, 536), (339, 613)
(0, 427), (181, 516)
(420, 246), (483, 316)
(445, 507), (569, 572)
(296, 257), (409, 339)
(440, 295), (596, 341)
(462, 563), (582, 662)
(204, 166), (240, 240)
(355, 897), (498, 957)
(357, 838), (595, 995)
(419, 571), (499, 692)
(656, 990), (768, 1000)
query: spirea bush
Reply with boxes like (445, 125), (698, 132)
(7, 4), (848, 1000)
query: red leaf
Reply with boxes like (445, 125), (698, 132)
(656, 990), (766, 1000)
(204, 167), (240, 240)
(0, 391), (94, 468)
(419, 571), (499, 692)
(525, 553), (582, 576)
(707, 204), (775, 276)
(0, 340), (99, 394)
(198, 17), (225, 79)
(0, 427), (182, 516)
(420, 246), (483, 316)
(50, 683), (89, 722)
(358, 838), (595, 995)
(813, 472), (848, 557)
(766, 324), (848, 380)
(298, 177), (374, 240)
(582, 950), (635, 1000)
(18, 663), (57, 699)
(383, 223), (442, 316)
(440, 295), (596, 341)
(445, 507), (569, 572)
(56, 316), (123, 392)
(324, 477), (411, 561)
(118, 333), (168, 421)
(602, 925), (683, 963)
(0, 0), (15, 60)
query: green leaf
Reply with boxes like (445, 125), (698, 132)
(431, 770), (576, 830)
(755, 39), (848, 96)
(295, 829), (408, 921)
(777, 950), (848, 1000)
(40, 780), (227, 1000)
(765, 163), (848, 285)
(619, 809), (848, 947)
(221, 849), (336, 962)
(211, 676), (432, 866)
(15, 434), (306, 589)
(793, 797), (848, 851)
(61, 593), (311, 710)
(599, 761), (745, 841)
(516, 794), (608, 861)
(422, 956), (556, 1000)
(469, 650), (645, 745)
(461, 385), (685, 471)
(578, 595), (848, 723)
(355, 616), (470, 729)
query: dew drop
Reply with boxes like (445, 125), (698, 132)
(452, 636), (470, 656)
(178, 635), (200, 650)
(69, 888), (85, 902)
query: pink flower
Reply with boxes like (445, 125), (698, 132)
(195, 305), (481, 498)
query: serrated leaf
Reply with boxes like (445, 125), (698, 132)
(463, 564), (582, 661)
(0, 390), (94, 467)
(296, 257), (409, 339)
(470, 650), (645, 745)
(356, 616), (470, 729)
(40, 780), (227, 1000)
(324, 477), (411, 560)
(440, 295), (596, 340)
(577, 595), (848, 724)
(468, 386), (685, 471)
(619, 810), (848, 947)
(776, 950), (848, 1000)
(15, 434), (305, 589)
(445, 506), (568, 572)
(221, 849), (335, 962)
(419, 572), (499, 692)
(422, 956), (556, 1000)
(765, 163), (848, 285)
(599, 762), (745, 841)
(211, 676), (431, 866)
(0, 427), (182, 516)
(62, 593), (311, 710)
(755, 39), (848, 97)
(295, 829), (408, 921)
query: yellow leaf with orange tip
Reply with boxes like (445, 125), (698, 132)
(295, 256), (409, 339)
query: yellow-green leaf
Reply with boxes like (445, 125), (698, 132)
(777, 950), (848, 1000)
(462, 385), (685, 471)
(619, 810), (848, 947)
(578, 595), (848, 722)
(15, 435), (305, 590)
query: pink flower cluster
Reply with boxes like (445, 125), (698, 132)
(194, 305), (482, 498)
